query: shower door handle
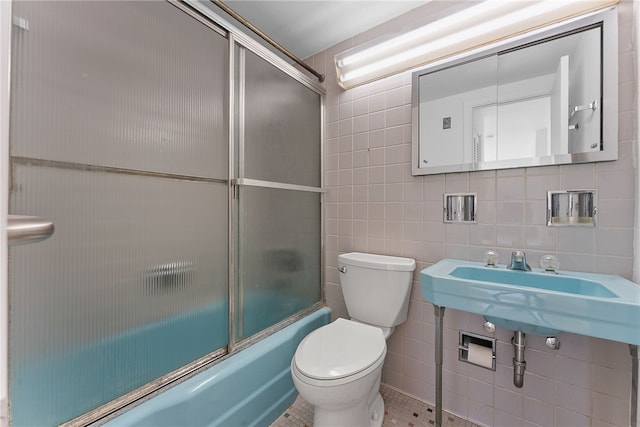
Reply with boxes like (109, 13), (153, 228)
(7, 214), (55, 246)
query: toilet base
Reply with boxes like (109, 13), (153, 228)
(313, 391), (384, 427)
(370, 392), (384, 427)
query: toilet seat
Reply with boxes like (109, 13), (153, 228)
(294, 318), (386, 381)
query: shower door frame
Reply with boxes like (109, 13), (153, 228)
(0, 1), (11, 422)
(1, 0), (325, 425)
(159, 1), (326, 355)
(229, 36), (325, 351)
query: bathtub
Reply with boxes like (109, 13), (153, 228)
(11, 293), (322, 426)
(103, 307), (330, 427)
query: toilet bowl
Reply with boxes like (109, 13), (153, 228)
(291, 318), (386, 427)
(291, 252), (416, 427)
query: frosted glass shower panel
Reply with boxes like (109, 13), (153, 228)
(8, 1), (230, 425)
(242, 51), (321, 187)
(10, 1), (228, 179)
(236, 187), (321, 340)
(9, 164), (229, 426)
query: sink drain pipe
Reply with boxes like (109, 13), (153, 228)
(512, 331), (526, 388)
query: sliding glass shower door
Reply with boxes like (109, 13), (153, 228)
(234, 48), (322, 341)
(7, 1), (323, 425)
(8, 2), (229, 425)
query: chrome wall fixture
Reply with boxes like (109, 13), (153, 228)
(444, 193), (477, 223)
(547, 189), (597, 226)
(7, 214), (54, 246)
(458, 331), (496, 371)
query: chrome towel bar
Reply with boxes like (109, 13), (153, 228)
(8, 214), (54, 246)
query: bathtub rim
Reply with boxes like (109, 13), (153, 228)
(93, 304), (329, 427)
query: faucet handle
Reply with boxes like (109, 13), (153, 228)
(483, 250), (500, 267)
(540, 254), (560, 274)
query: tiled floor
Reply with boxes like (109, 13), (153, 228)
(271, 384), (480, 427)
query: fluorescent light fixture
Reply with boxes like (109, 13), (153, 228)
(334, 0), (619, 90)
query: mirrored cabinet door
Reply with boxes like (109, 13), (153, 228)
(412, 7), (617, 176)
(496, 26), (602, 161)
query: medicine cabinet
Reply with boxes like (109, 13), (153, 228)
(411, 7), (618, 175)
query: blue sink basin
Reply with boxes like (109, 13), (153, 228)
(420, 259), (640, 345)
(450, 266), (618, 298)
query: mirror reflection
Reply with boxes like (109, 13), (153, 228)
(412, 9), (617, 175)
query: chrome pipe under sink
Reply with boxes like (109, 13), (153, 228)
(512, 331), (526, 388)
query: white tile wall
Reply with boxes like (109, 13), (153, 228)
(311, 1), (637, 426)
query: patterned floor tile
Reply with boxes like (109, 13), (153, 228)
(271, 384), (479, 427)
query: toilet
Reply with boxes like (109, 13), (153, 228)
(291, 252), (416, 427)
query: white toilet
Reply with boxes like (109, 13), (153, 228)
(291, 252), (416, 427)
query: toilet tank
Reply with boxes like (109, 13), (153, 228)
(337, 252), (416, 329)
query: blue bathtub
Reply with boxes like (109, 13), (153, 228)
(11, 293), (322, 426)
(104, 307), (330, 427)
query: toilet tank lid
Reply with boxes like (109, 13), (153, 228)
(338, 252), (416, 272)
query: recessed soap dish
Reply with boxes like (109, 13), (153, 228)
(444, 193), (476, 223)
(547, 190), (597, 227)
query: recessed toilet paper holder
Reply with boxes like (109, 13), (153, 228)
(458, 331), (496, 371)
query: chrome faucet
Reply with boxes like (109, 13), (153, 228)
(507, 250), (531, 271)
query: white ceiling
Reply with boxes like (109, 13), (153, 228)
(217, 1), (430, 59)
